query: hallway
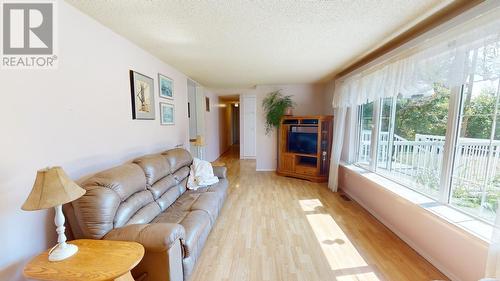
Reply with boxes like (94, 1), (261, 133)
(190, 147), (447, 281)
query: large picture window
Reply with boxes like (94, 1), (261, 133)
(355, 42), (499, 222)
(450, 45), (500, 222)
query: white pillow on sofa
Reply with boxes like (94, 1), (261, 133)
(187, 158), (219, 190)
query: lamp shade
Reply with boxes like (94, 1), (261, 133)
(22, 167), (86, 211)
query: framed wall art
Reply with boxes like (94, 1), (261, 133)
(130, 70), (155, 120)
(158, 74), (173, 99)
(160, 102), (175, 125)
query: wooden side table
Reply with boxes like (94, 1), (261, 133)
(24, 239), (144, 281)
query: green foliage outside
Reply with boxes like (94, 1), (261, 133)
(393, 83), (499, 216)
(395, 84), (450, 140)
(394, 84), (498, 140)
(462, 92), (500, 139)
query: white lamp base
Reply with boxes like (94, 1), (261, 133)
(49, 205), (78, 262)
(49, 242), (78, 261)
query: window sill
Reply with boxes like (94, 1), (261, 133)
(341, 163), (493, 244)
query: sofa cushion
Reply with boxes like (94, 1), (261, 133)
(172, 166), (190, 183)
(71, 186), (121, 239)
(187, 178), (228, 211)
(181, 218), (212, 278)
(162, 148), (193, 173)
(156, 181), (182, 211)
(168, 192), (220, 225)
(133, 154), (171, 186)
(149, 174), (178, 200)
(189, 192), (221, 225)
(74, 163), (150, 239)
(83, 163), (147, 201)
(114, 190), (154, 227)
(134, 154), (186, 212)
(125, 201), (162, 226)
(190, 178), (228, 195)
(153, 209), (211, 259)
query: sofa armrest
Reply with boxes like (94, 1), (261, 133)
(213, 166), (227, 179)
(103, 223), (185, 252)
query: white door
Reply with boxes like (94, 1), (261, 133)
(187, 79), (205, 159)
(243, 95), (256, 158)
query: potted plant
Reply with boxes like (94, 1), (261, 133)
(262, 90), (295, 135)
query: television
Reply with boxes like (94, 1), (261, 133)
(288, 132), (317, 154)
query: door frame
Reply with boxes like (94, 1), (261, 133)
(241, 94), (257, 159)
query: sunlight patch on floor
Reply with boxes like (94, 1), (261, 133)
(299, 199), (381, 281)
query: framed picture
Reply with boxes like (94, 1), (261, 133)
(160, 102), (175, 125)
(158, 74), (173, 99)
(205, 97), (210, 112)
(130, 70), (155, 120)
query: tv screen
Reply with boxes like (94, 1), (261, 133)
(288, 132), (317, 154)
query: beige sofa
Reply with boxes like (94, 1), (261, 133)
(64, 148), (228, 281)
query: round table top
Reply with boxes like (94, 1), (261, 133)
(24, 239), (144, 281)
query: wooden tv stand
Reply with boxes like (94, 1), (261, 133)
(277, 115), (333, 182)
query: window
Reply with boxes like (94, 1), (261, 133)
(355, 46), (499, 222)
(357, 102), (374, 167)
(450, 49), (500, 221)
(371, 86), (451, 199)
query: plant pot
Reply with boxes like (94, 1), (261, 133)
(284, 107), (293, 116)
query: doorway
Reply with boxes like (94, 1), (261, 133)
(187, 79), (205, 159)
(232, 103), (240, 145)
(219, 95), (240, 155)
(241, 95), (256, 159)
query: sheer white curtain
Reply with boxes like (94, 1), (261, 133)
(328, 8), (500, 277)
(328, 106), (346, 192)
(333, 11), (500, 108)
(328, 100), (357, 192)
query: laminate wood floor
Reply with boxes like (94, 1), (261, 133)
(190, 146), (448, 281)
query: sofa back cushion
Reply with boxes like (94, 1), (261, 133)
(133, 154), (181, 211)
(72, 163), (160, 239)
(133, 154), (171, 186)
(162, 148), (193, 173)
(133, 151), (193, 212)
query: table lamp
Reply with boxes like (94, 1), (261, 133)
(22, 167), (86, 261)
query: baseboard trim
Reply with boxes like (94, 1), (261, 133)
(241, 156), (256, 160)
(256, 168), (276, 172)
(342, 188), (461, 281)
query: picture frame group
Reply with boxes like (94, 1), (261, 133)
(129, 70), (175, 125)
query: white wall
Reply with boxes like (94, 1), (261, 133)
(0, 2), (191, 280)
(188, 80), (198, 139)
(323, 81), (335, 115)
(339, 166), (488, 281)
(204, 90), (221, 162)
(254, 84), (327, 171)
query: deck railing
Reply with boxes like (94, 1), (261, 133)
(359, 131), (500, 197)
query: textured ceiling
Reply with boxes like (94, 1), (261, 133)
(66, 0), (452, 88)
